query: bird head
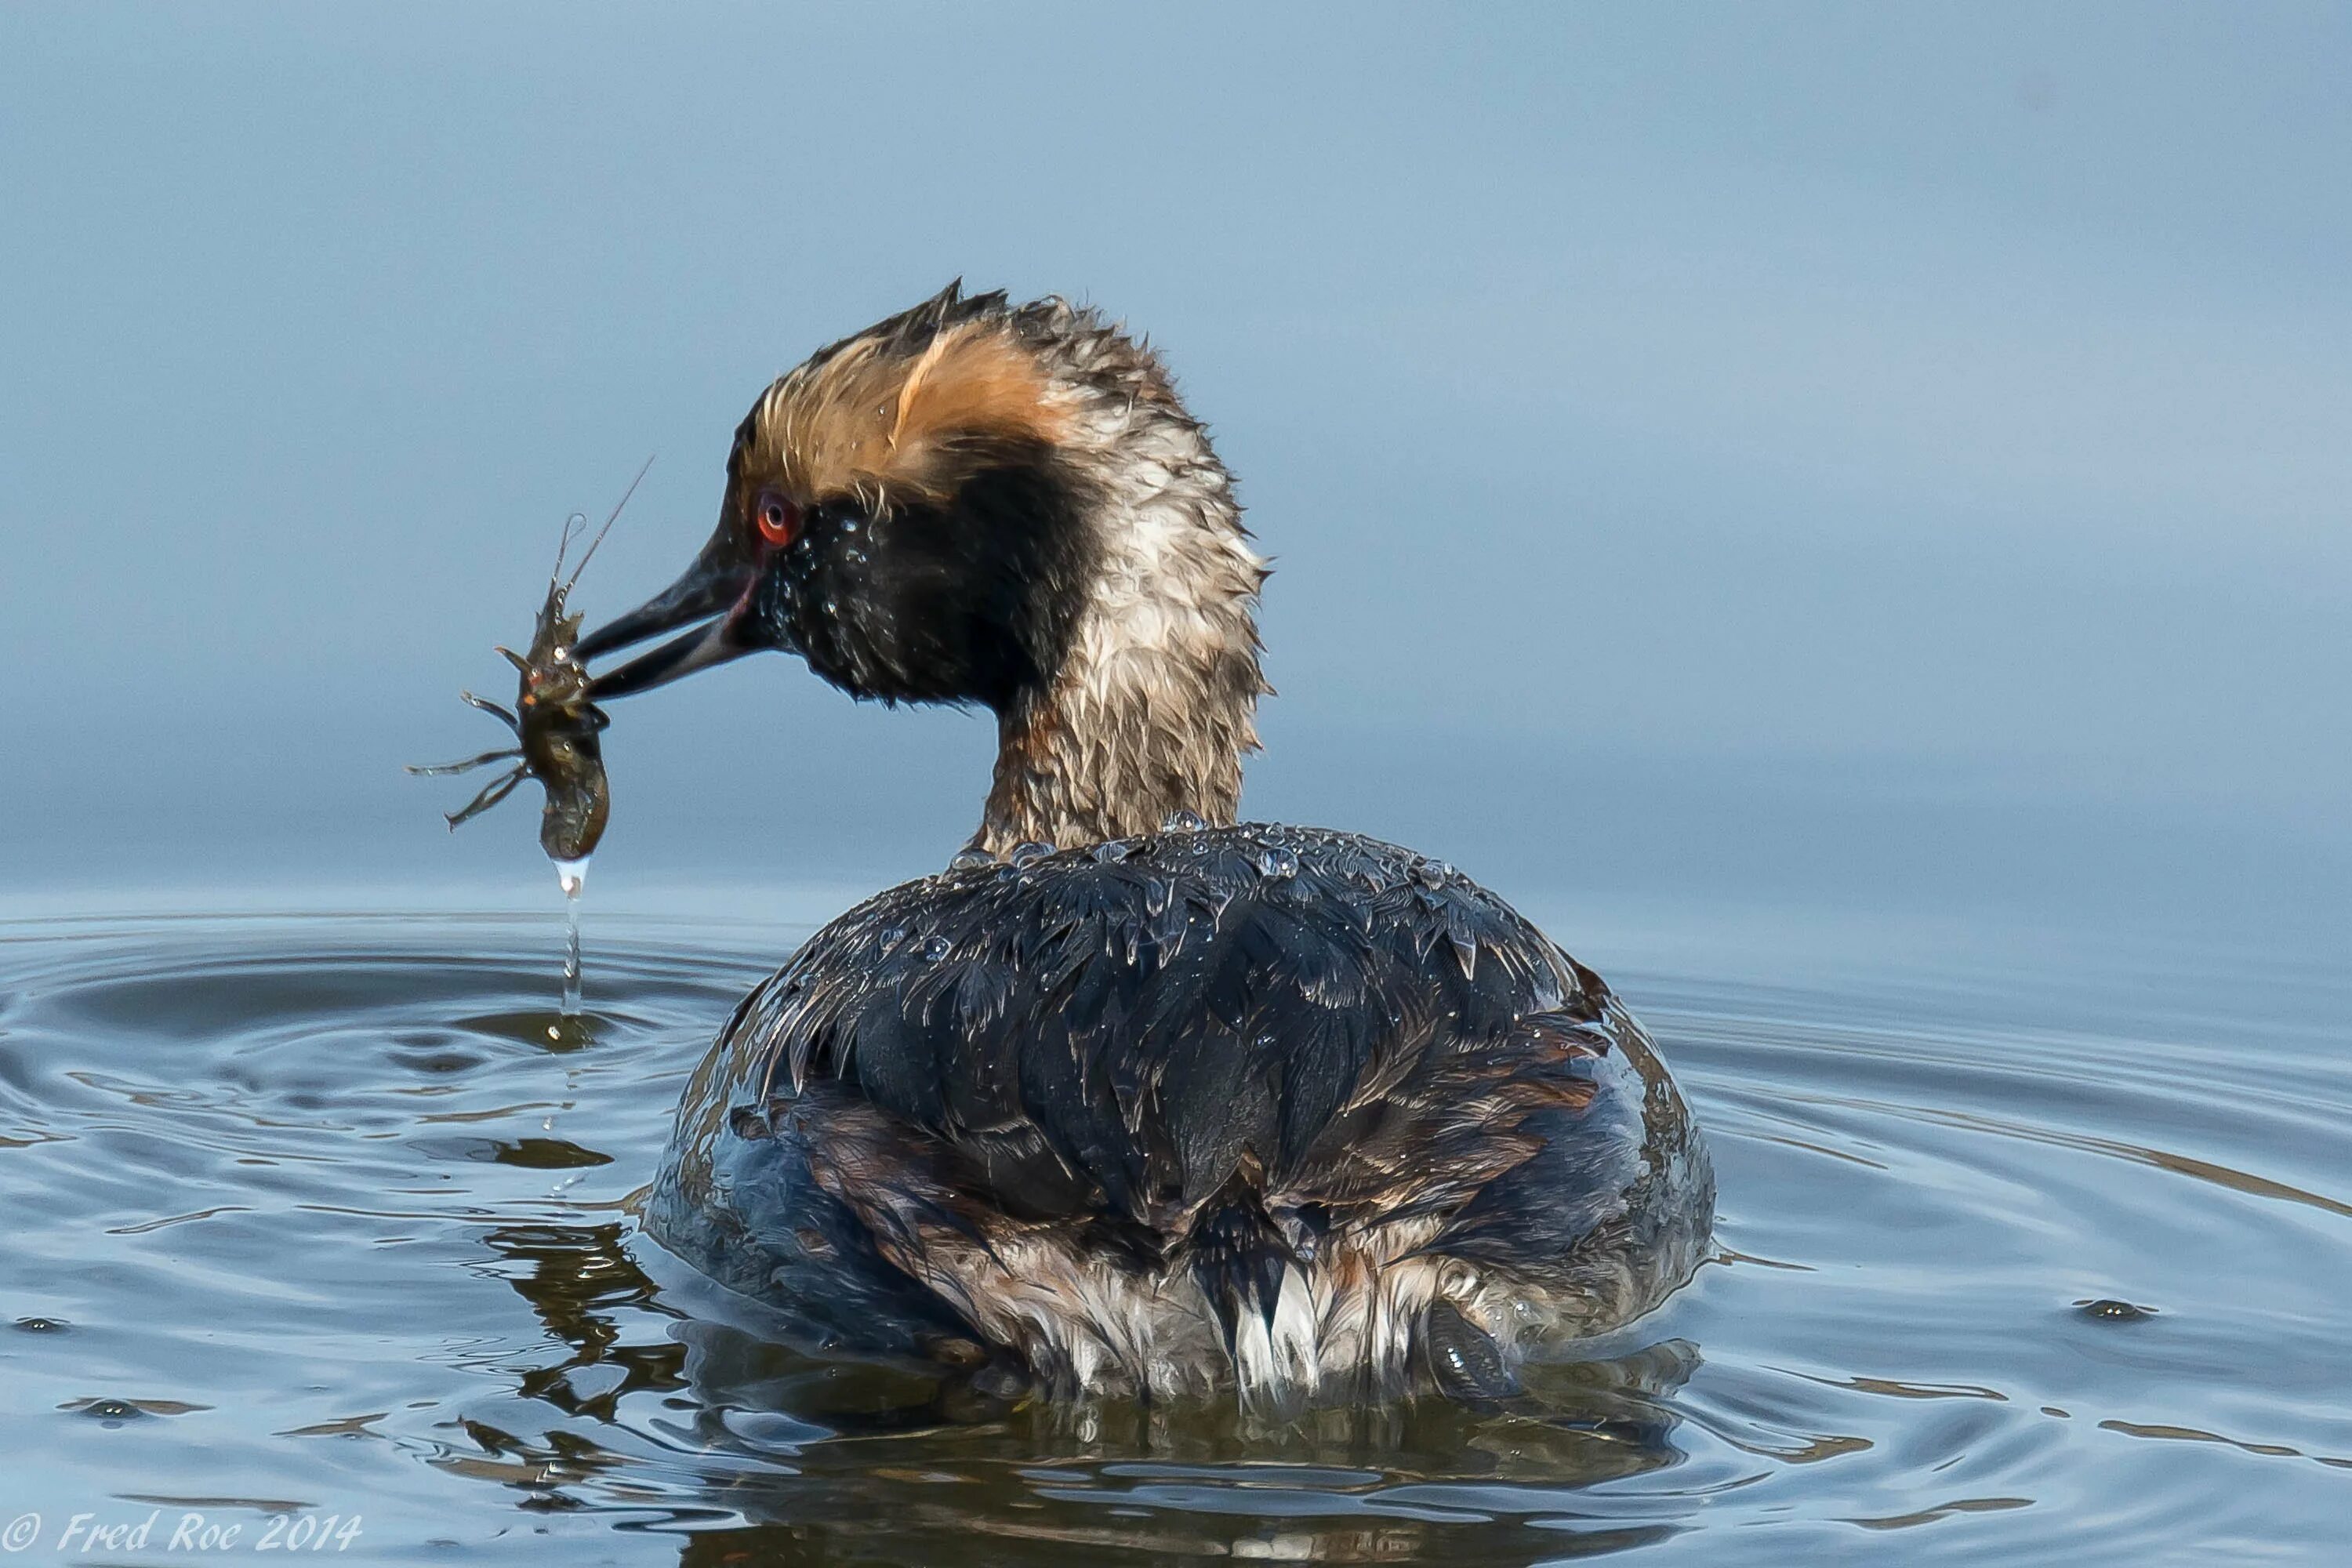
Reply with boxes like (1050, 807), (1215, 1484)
(580, 281), (1269, 848)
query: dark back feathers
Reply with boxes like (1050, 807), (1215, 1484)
(725, 826), (1611, 1250)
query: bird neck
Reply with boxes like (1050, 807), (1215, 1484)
(976, 467), (1267, 855)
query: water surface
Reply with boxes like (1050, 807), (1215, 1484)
(2, 903), (2343, 1563)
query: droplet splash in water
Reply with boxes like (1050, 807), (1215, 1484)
(2075, 1298), (2158, 1323)
(554, 855), (590, 1018)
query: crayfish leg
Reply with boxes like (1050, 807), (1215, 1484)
(459, 690), (521, 728)
(445, 764), (528, 829)
(405, 747), (524, 777)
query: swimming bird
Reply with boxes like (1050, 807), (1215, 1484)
(578, 283), (1712, 1407)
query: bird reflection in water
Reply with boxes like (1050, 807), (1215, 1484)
(457, 1210), (1701, 1565)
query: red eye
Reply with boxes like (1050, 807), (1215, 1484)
(755, 492), (800, 546)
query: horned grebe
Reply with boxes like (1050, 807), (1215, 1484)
(579, 285), (1712, 1406)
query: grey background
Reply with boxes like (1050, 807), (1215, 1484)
(3, 4), (2344, 964)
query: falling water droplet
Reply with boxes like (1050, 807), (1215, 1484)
(553, 856), (590, 1018)
(1010, 840), (1054, 869)
(1254, 844), (1299, 880)
(1161, 809), (1207, 833)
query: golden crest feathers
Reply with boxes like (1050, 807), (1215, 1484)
(739, 290), (1072, 512)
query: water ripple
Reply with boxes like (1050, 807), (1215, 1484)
(0, 913), (2344, 1563)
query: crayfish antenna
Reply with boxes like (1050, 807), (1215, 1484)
(561, 454), (654, 598)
